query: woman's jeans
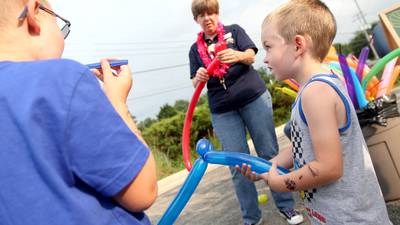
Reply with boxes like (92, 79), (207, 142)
(211, 91), (295, 224)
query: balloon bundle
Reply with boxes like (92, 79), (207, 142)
(279, 47), (400, 127)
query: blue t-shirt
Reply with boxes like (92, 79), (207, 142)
(189, 24), (266, 113)
(0, 59), (151, 225)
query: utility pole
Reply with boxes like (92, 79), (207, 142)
(353, 0), (380, 60)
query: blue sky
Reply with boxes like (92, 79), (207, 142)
(52, 0), (399, 121)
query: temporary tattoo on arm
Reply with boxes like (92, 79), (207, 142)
(308, 165), (319, 178)
(299, 175), (303, 180)
(284, 178), (296, 191)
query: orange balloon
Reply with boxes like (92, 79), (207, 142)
(366, 76), (380, 99)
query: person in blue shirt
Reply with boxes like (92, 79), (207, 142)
(0, 1), (157, 225)
(189, 0), (303, 224)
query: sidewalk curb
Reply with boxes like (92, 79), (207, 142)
(157, 124), (287, 196)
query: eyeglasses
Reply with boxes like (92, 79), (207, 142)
(18, 4), (71, 39)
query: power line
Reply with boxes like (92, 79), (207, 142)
(133, 63), (189, 74)
(91, 40), (194, 45)
(128, 85), (193, 101)
(352, 0), (379, 59)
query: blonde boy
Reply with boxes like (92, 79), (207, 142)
(238, 0), (392, 224)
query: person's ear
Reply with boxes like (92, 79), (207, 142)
(25, 0), (42, 36)
(293, 35), (306, 58)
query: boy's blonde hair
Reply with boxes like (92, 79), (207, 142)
(191, 0), (219, 20)
(264, 0), (336, 62)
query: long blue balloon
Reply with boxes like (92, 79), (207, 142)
(203, 151), (290, 175)
(349, 67), (368, 109)
(196, 138), (289, 174)
(157, 158), (208, 225)
(157, 139), (289, 224)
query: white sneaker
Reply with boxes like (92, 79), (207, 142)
(279, 209), (304, 225)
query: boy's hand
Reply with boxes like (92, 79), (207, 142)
(265, 162), (283, 191)
(235, 163), (263, 182)
(92, 58), (132, 106)
(235, 162), (287, 192)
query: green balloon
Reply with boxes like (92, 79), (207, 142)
(362, 48), (400, 91)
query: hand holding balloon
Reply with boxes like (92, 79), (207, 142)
(236, 162), (282, 188)
(235, 164), (263, 181)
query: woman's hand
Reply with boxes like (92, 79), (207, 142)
(195, 67), (209, 82)
(217, 48), (243, 64)
(217, 48), (255, 65)
(92, 58), (132, 106)
(192, 67), (209, 87)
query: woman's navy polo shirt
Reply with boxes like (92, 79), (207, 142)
(189, 24), (266, 114)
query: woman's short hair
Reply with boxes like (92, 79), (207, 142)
(191, 0), (219, 20)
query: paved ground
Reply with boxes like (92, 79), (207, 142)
(146, 124), (400, 225)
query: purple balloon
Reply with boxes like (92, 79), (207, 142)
(338, 54), (359, 109)
(356, 47), (369, 82)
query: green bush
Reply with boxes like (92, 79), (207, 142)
(142, 103), (214, 161)
(157, 104), (178, 120)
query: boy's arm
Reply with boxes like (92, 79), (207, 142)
(94, 60), (158, 211)
(113, 151), (158, 211)
(270, 145), (294, 169)
(111, 104), (157, 211)
(265, 82), (343, 192)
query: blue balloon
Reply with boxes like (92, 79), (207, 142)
(158, 139), (288, 224)
(329, 62), (368, 109)
(349, 67), (368, 109)
(196, 138), (214, 157)
(196, 138), (288, 174)
(203, 151), (290, 175)
(157, 158), (208, 225)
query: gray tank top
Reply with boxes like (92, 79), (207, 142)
(290, 74), (391, 225)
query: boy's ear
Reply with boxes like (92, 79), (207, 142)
(25, 0), (42, 36)
(293, 35), (306, 58)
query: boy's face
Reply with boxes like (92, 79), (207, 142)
(195, 12), (219, 36)
(261, 21), (296, 81)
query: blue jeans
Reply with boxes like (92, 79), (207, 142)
(211, 91), (295, 224)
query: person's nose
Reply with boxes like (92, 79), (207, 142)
(263, 55), (269, 64)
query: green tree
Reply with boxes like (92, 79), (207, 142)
(333, 43), (352, 56)
(173, 100), (189, 112)
(157, 103), (178, 120)
(343, 21), (378, 59)
(138, 117), (157, 131)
